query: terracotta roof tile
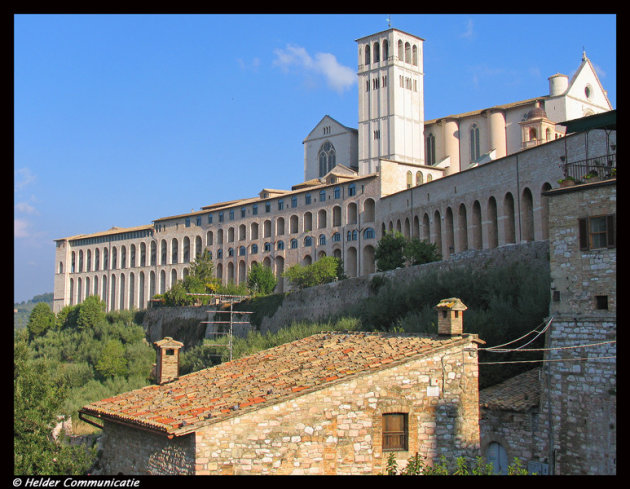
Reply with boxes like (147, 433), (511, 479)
(81, 332), (479, 436)
(479, 368), (541, 412)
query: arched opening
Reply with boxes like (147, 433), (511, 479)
(433, 210), (442, 253)
(333, 206), (342, 227)
(503, 192), (516, 244)
(363, 245), (375, 275)
(159, 270), (166, 294)
(445, 207), (455, 256)
(458, 203), (468, 252)
(540, 182), (552, 239)
(239, 224), (247, 241)
(487, 197), (498, 248)
(318, 209), (327, 229)
(521, 187), (534, 242)
(472, 200), (483, 250)
(171, 238), (178, 264)
(183, 237), (190, 263)
(363, 199), (375, 223)
(238, 260), (247, 284)
(347, 203), (358, 225)
(422, 213), (430, 242)
(304, 212), (313, 232)
(276, 217), (285, 236)
(347, 247), (358, 278)
(290, 215), (299, 234)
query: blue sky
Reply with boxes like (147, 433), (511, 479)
(13, 13), (617, 303)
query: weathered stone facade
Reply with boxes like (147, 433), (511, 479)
(541, 179), (616, 475)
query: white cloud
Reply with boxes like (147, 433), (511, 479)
(14, 218), (29, 238)
(15, 201), (38, 215)
(273, 44), (356, 93)
(15, 167), (36, 191)
(460, 19), (475, 40)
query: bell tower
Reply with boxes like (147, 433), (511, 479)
(356, 28), (425, 175)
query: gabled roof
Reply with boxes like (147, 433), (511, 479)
(303, 115), (357, 143)
(479, 368), (540, 412)
(81, 332), (481, 437)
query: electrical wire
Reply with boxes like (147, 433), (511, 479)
(479, 355), (616, 365)
(480, 317), (553, 351)
(483, 340), (616, 353)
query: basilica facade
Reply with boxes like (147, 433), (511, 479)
(53, 27), (613, 313)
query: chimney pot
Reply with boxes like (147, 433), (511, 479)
(154, 337), (184, 384)
(434, 298), (467, 336)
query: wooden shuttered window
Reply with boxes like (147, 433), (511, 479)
(382, 413), (408, 451)
(578, 214), (616, 251)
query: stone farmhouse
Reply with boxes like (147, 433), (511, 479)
(80, 304), (484, 475)
(52, 26), (614, 313)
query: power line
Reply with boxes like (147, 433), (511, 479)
(480, 317), (552, 351)
(482, 340), (616, 354)
(479, 355), (616, 365)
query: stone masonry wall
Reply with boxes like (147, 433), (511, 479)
(98, 420), (196, 475)
(192, 340), (480, 475)
(540, 318), (616, 475)
(260, 241), (548, 333)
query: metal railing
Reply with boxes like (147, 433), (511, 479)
(562, 153), (616, 182)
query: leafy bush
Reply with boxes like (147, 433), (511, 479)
(283, 256), (342, 289)
(385, 453), (530, 475)
(247, 262), (278, 295)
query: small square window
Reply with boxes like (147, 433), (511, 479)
(595, 295), (609, 310)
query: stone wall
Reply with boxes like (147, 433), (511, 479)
(540, 318), (616, 475)
(97, 420), (196, 475)
(260, 240), (549, 333)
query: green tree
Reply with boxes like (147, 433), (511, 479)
(14, 339), (96, 475)
(27, 302), (56, 341)
(374, 231), (407, 271)
(247, 262), (278, 295)
(404, 238), (441, 266)
(95, 339), (128, 379)
(190, 250), (220, 290)
(284, 256), (341, 289)
(76, 295), (106, 331)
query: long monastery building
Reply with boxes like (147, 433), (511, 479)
(53, 27), (614, 313)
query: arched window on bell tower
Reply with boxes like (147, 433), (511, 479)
(318, 141), (336, 177)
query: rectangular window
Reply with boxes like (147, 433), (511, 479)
(185, 218), (191, 228)
(219, 212), (224, 223)
(382, 413), (408, 451)
(595, 295), (609, 310)
(305, 193), (312, 205)
(241, 207), (246, 218)
(291, 196), (298, 208)
(578, 215), (615, 251)
(252, 204), (258, 216)
(208, 214), (213, 224)
(278, 199), (284, 211)
(265, 202), (271, 213)
(196, 217), (201, 226)
(229, 210), (234, 220)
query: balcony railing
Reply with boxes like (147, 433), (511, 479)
(562, 154), (616, 182)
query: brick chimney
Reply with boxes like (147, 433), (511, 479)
(154, 337), (184, 384)
(435, 298), (467, 336)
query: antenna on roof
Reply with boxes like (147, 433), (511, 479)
(386, 15), (391, 28)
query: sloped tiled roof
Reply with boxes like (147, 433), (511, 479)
(81, 332), (481, 437)
(479, 368), (541, 412)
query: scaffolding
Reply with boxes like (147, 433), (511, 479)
(189, 294), (253, 362)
